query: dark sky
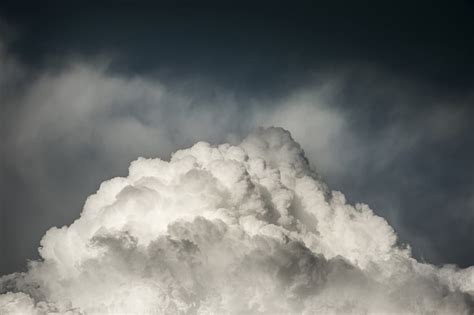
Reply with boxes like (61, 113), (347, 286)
(3, 1), (474, 89)
(1, 0), (474, 274)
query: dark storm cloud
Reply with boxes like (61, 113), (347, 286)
(1, 0), (474, 276)
(2, 1), (474, 91)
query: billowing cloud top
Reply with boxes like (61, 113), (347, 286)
(1, 127), (473, 314)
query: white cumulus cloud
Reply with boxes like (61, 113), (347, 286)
(1, 127), (473, 314)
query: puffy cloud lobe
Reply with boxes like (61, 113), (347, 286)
(1, 127), (473, 314)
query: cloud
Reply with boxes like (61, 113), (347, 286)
(1, 28), (473, 292)
(1, 127), (473, 314)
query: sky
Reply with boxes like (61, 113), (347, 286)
(1, 0), (474, 280)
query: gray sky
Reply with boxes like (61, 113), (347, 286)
(1, 0), (474, 274)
